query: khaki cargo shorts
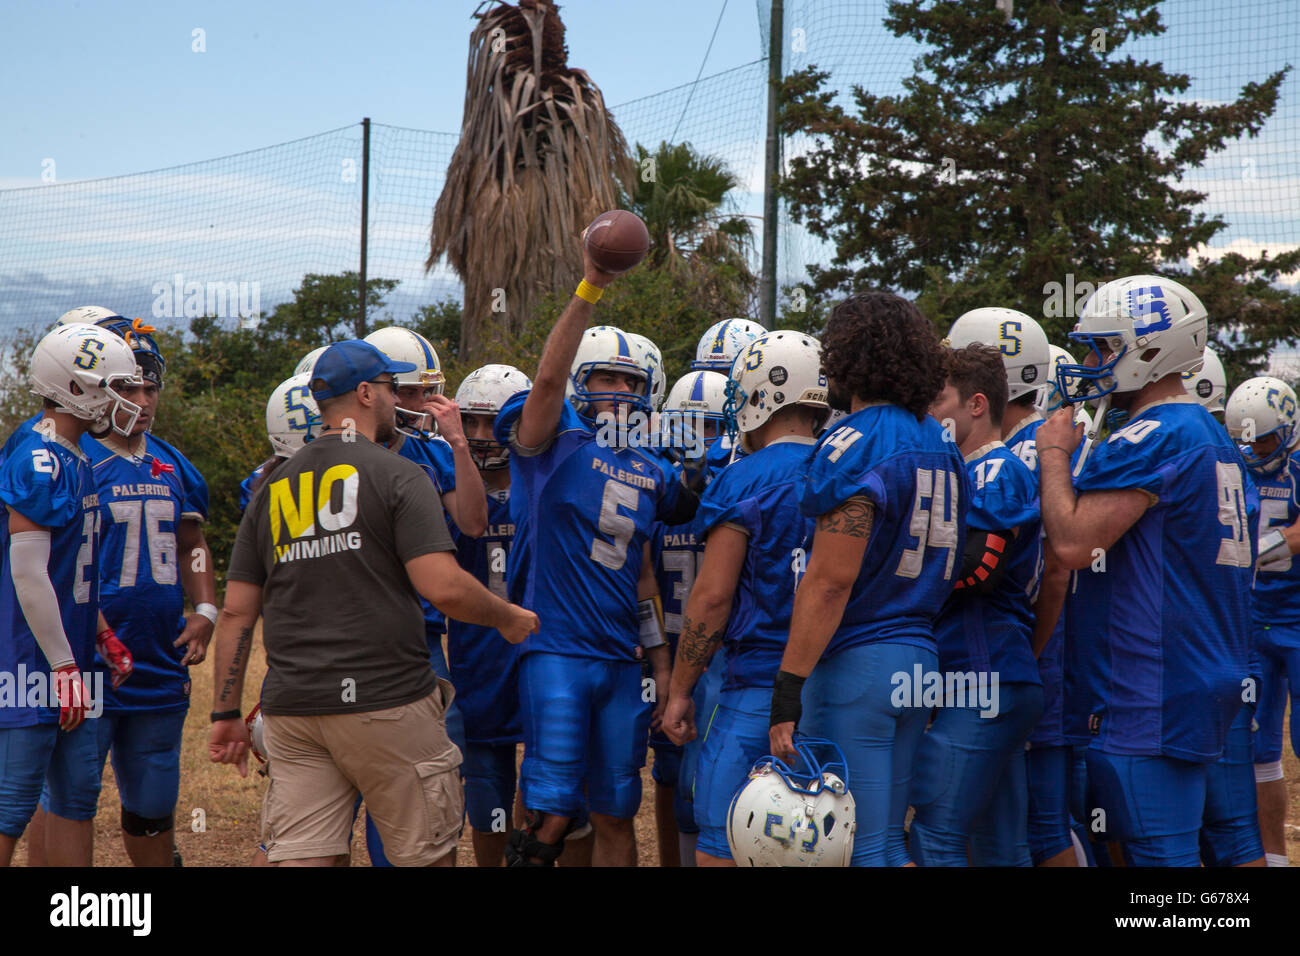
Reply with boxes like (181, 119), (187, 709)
(262, 679), (463, 865)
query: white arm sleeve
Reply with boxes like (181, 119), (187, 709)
(9, 530), (76, 670)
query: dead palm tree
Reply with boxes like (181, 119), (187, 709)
(426, 0), (635, 361)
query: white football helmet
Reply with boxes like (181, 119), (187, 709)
(692, 318), (767, 373)
(567, 325), (650, 419)
(244, 703), (268, 766)
(294, 345), (328, 378)
(1035, 345), (1077, 416)
(266, 373), (322, 458)
(947, 307), (1050, 402)
(1182, 345), (1227, 414)
(724, 331), (829, 453)
(57, 305), (123, 327)
(666, 371), (728, 426)
(627, 333), (666, 410)
(727, 736), (856, 867)
(1226, 377), (1299, 475)
(29, 324), (144, 436)
(455, 364), (533, 469)
(1057, 276), (1208, 455)
(364, 326), (446, 436)
(1057, 275), (1207, 400)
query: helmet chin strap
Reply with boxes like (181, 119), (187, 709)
(1071, 392), (1109, 478)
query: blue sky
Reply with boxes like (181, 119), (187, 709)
(0, 0), (766, 184)
(2, 0), (1296, 370)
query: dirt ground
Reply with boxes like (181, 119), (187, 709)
(8, 625), (1297, 866)
(8, 628), (663, 867)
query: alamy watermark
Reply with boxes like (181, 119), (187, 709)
(592, 411), (711, 459)
(151, 273), (260, 324)
(0, 667), (105, 719)
(891, 665), (1001, 717)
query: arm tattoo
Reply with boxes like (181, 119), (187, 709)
(817, 496), (873, 538)
(678, 619), (724, 668)
(218, 626), (254, 705)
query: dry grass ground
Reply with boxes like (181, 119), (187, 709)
(6, 624), (1295, 866)
(9, 624), (663, 867)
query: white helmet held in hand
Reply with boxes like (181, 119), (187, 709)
(266, 373), (322, 458)
(29, 324), (144, 436)
(294, 345), (328, 378)
(455, 364), (533, 469)
(727, 735), (856, 867)
(724, 331), (829, 453)
(947, 307), (1050, 402)
(1182, 345), (1227, 414)
(692, 318), (767, 373)
(1226, 376), (1299, 476)
(627, 333), (666, 411)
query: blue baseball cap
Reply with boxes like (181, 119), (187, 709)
(310, 340), (417, 401)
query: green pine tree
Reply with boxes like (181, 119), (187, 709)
(779, 0), (1297, 380)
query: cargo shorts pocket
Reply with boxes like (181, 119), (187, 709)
(416, 753), (464, 848)
(433, 677), (456, 716)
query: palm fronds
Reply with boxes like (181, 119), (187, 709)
(427, 0), (634, 361)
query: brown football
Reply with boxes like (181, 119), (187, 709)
(583, 210), (650, 274)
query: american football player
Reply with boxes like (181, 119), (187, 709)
(1040, 276), (1253, 866)
(661, 331), (828, 866)
(914, 343), (1043, 866)
(447, 363), (532, 866)
(495, 240), (699, 867)
(0, 324), (141, 866)
(769, 291), (967, 867)
(1228, 377), (1300, 867)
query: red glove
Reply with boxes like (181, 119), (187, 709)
(97, 627), (134, 689)
(53, 665), (90, 731)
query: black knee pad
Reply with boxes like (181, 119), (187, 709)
(121, 808), (174, 838)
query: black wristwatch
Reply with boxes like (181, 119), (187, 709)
(210, 709), (242, 723)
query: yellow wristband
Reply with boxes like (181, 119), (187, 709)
(576, 279), (604, 304)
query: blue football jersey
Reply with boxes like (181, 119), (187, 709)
(446, 487), (521, 745)
(1005, 414), (1089, 747)
(801, 404), (969, 657)
(86, 434), (209, 712)
(0, 413), (43, 466)
(695, 437), (817, 690)
(1067, 398), (1253, 762)
(389, 431), (458, 641)
(1252, 450), (1300, 625)
(934, 441), (1042, 685)
(238, 463), (265, 513)
(496, 393), (680, 661)
(0, 429), (101, 727)
(651, 440), (730, 651)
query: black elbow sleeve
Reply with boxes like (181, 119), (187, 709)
(953, 529), (1013, 595)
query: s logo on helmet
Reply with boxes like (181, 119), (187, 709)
(999, 320), (1022, 357)
(73, 336), (105, 370)
(1127, 286), (1172, 335)
(1268, 387), (1297, 419)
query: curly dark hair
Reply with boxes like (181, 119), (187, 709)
(820, 291), (949, 420)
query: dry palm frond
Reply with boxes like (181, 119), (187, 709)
(427, 0), (634, 361)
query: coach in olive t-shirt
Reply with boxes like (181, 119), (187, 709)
(227, 427), (455, 716)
